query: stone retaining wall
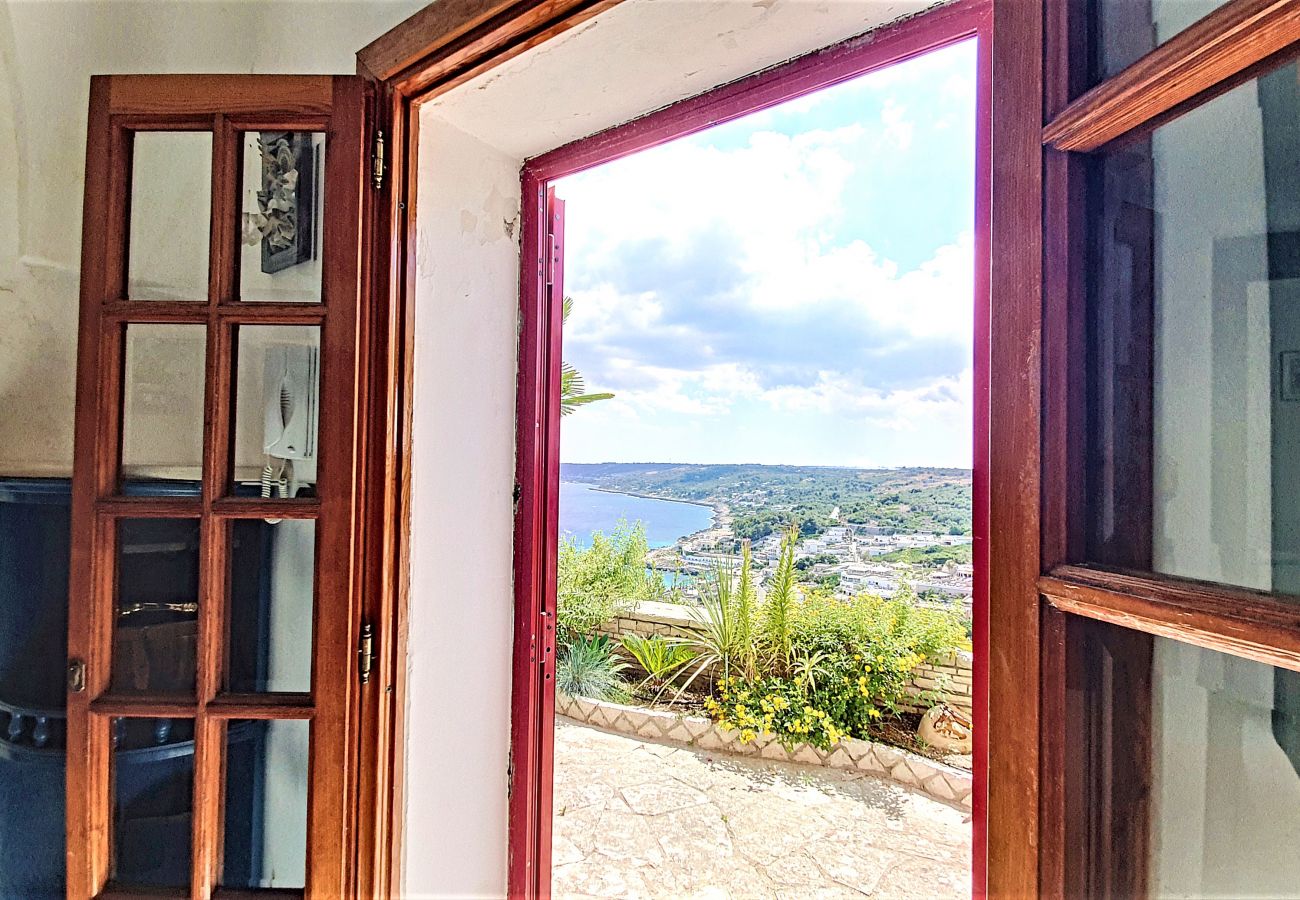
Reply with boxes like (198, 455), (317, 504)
(597, 600), (974, 714)
(557, 691), (973, 811)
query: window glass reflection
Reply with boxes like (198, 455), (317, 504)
(1151, 638), (1300, 895)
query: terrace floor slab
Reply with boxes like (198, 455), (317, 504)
(552, 718), (971, 899)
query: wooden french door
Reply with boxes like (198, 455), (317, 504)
(1026, 0), (1300, 895)
(67, 75), (374, 899)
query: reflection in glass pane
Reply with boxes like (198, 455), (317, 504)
(121, 324), (206, 493)
(1094, 0), (1232, 79)
(239, 131), (324, 303)
(1090, 64), (1300, 592)
(222, 719), (308, 890)
(232, 325), (320, 498)
(113, 519), (199, 696)
(112, 717), (195, 889)
(1151, 638), (1300, 895)
(0, 481), (69, 898)
(128, 132), (212, 301)
(227, 520), (315, 694)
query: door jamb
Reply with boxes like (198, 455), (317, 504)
(511, 3), (990, 898)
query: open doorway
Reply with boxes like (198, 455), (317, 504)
(545, 34), (978, 900)
(403, 2), (989, 896)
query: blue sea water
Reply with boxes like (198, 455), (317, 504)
(559, 481), (713, 549)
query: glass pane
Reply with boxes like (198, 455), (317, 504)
(226, 519), (315, 694)
(222, 719), (308, 890)
(0, 481), (69, 899)
(1094, 0), (1233, 80)
(128, 131), (212, 301)
(1088, 63), (1300, 593)
(239, 131), (324, 303)
(112, 717), (196, 889)
(232, 325), (320, 498)
(121, 323), (206, 493)
(113, 519), (199, 696)
(1150, 637), (1300, 896)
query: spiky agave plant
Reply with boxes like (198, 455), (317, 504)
(734, 541), (758, 681)
(560, 297), (614, 416)
(762, 524), (800, 677)
(678, 554), (757, 694)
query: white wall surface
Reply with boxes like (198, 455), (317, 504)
(406, 2), (943, 895)
(0, 0), (422, 476)
(406, 113), (522, 898)
(432, 0), (935, 161)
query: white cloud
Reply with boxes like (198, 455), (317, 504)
(554, 40), (977, 467)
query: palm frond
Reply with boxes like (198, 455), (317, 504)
(560, 359), (614, 415)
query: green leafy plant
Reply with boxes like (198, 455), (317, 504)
(556, 521), (659, 640)
(734, 541), (757, 681)
(620, 634), (696, 700)
(760, 524), (799, 676)
(791, 648), (831, 696)
(560, 297), (614, 416)
(556, 634), (630, 702)
(705, 676), (844, 749)
(677, 556), (757, 693)
(706, 591), (967, 749)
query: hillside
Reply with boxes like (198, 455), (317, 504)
(559, 463), (971, 538)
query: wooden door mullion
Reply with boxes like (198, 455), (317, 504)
(210, 115), (238, 309)
(192, 515), (227, 899)
(191, 113), (239, 900)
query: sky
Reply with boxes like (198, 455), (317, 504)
(556, 39), (977, 469)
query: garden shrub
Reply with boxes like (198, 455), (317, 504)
(556, 521), (662, 639)
(710, 590), (968, 749)
(556, 634), (631, 702)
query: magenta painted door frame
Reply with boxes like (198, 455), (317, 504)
(509, 2), (993, 895)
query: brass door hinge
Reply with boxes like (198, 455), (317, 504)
(371, 130), (386, 190)
(358, 623), (374, 685)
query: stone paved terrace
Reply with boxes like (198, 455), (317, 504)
(552, 718), (972, 899)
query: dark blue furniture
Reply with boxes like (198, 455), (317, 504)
(0, 479), (270, 897)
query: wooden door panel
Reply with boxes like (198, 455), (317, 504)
(69, 75), (371, 900)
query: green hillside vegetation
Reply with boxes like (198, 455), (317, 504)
(875, 543), (973, 566)
(559, 463), (972, 539)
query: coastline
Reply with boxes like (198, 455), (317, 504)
(568, 482), (730, 550)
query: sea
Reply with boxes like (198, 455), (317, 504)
(558, 481), (713, 549)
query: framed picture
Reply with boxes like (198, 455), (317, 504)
(1282, 351), (1300, 402)
(256, 132), (316, 274)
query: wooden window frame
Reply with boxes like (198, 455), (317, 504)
(69, 75), (369, 899)
(1039, 0), (1300, 683)
(1031, 0), (1300, 896)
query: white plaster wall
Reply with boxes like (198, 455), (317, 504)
(0, 0), (422, 476)
(405, 2), (947, 895)
(406, 114), (522, 899)
(432, 0), (935, 161)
